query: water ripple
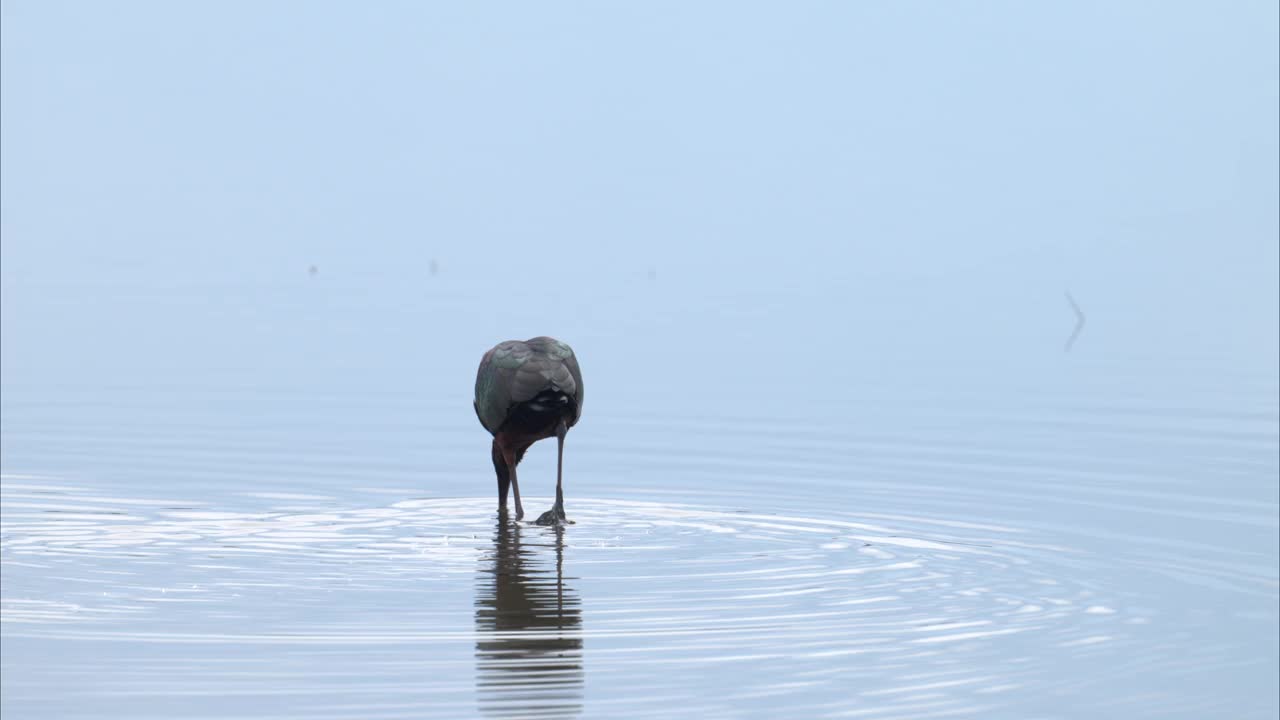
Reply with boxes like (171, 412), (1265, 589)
(0, 481), (1187, 718)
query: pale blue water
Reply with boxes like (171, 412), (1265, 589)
(1, 277), (1276, 719)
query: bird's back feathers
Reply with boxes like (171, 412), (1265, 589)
(474, 337), (583, 436)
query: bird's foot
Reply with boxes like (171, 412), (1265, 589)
(534, 504), (572, 526)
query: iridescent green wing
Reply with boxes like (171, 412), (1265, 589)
(474, 340), (532, 435)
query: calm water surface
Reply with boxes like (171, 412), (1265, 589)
(1, 282), (1277, 719)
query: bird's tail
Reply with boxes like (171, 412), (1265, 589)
(526, 389), (573, 415)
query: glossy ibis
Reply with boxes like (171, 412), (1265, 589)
(474, 337), (583, 525)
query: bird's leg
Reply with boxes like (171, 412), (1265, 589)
(491, 440), (511, 512)
(536, 420), (572, 526)
(502, 444), (524, 521)
(554, 420), (567, 518)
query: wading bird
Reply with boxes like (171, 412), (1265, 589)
(474, 337), (583, 525)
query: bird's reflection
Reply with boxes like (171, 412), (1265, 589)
(475, 516), (583, 718)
